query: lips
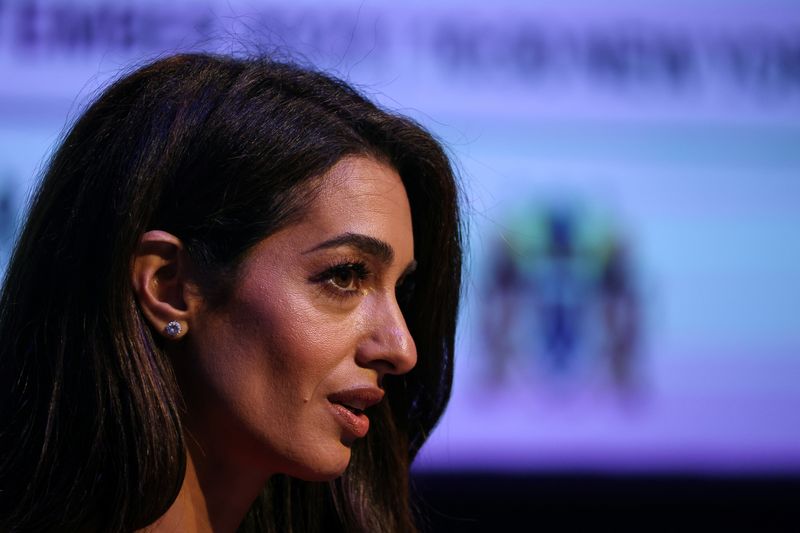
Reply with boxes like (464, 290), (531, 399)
(327, 387), (384, 438)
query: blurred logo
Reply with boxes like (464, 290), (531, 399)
(481, 200), (642, 397)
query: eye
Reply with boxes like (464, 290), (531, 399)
(312, 261), (371, 298)
(329, 264), (362, 291)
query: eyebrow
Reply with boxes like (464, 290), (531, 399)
(303, 232), (395, 264)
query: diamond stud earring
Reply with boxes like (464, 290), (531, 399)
(164, 320), (182, 338)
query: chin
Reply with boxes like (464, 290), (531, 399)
(287, 446), (352, 482)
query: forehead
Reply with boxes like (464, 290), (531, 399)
(302, 156), (413, 243)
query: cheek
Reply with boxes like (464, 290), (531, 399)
(227, 285), (352, 400)
(270, 301), (360, 386)
(186, 291), (286, 416)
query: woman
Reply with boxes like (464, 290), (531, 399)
(0, 53), (462, 532)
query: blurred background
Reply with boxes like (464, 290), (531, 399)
(1, 0), (799, 529)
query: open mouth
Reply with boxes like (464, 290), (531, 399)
(328, 401), (370, 438)
(335, 403), (364, 416)
(327, 387), (384, 438)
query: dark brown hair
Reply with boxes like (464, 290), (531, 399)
(0, 53), (462, 532)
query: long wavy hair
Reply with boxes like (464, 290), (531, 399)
(0, 53), (462, 532)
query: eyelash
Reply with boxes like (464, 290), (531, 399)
(311, 260), (417, 306)
(312, 260), (372, 300)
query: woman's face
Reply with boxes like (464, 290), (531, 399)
(180, 156), (417, 481)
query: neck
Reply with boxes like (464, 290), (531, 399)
(145, 444), (268, 533)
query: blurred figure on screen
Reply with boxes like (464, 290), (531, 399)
(481, 200), (642, 397)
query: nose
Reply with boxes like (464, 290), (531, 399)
(356, 293), (417, 379)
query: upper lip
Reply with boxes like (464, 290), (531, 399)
(328, 387), (385, 411)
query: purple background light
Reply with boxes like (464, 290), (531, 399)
(1, 0), (799, 474)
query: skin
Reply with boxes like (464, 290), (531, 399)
(133, 156), (418, 532)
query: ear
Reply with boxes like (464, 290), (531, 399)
(131, 230), (200, 340)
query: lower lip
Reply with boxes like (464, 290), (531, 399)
(329, 402), (370, 439)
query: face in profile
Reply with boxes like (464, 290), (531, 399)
(179, 156), (418, 481)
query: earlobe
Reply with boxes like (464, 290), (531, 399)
(131, 230), (195, 339)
